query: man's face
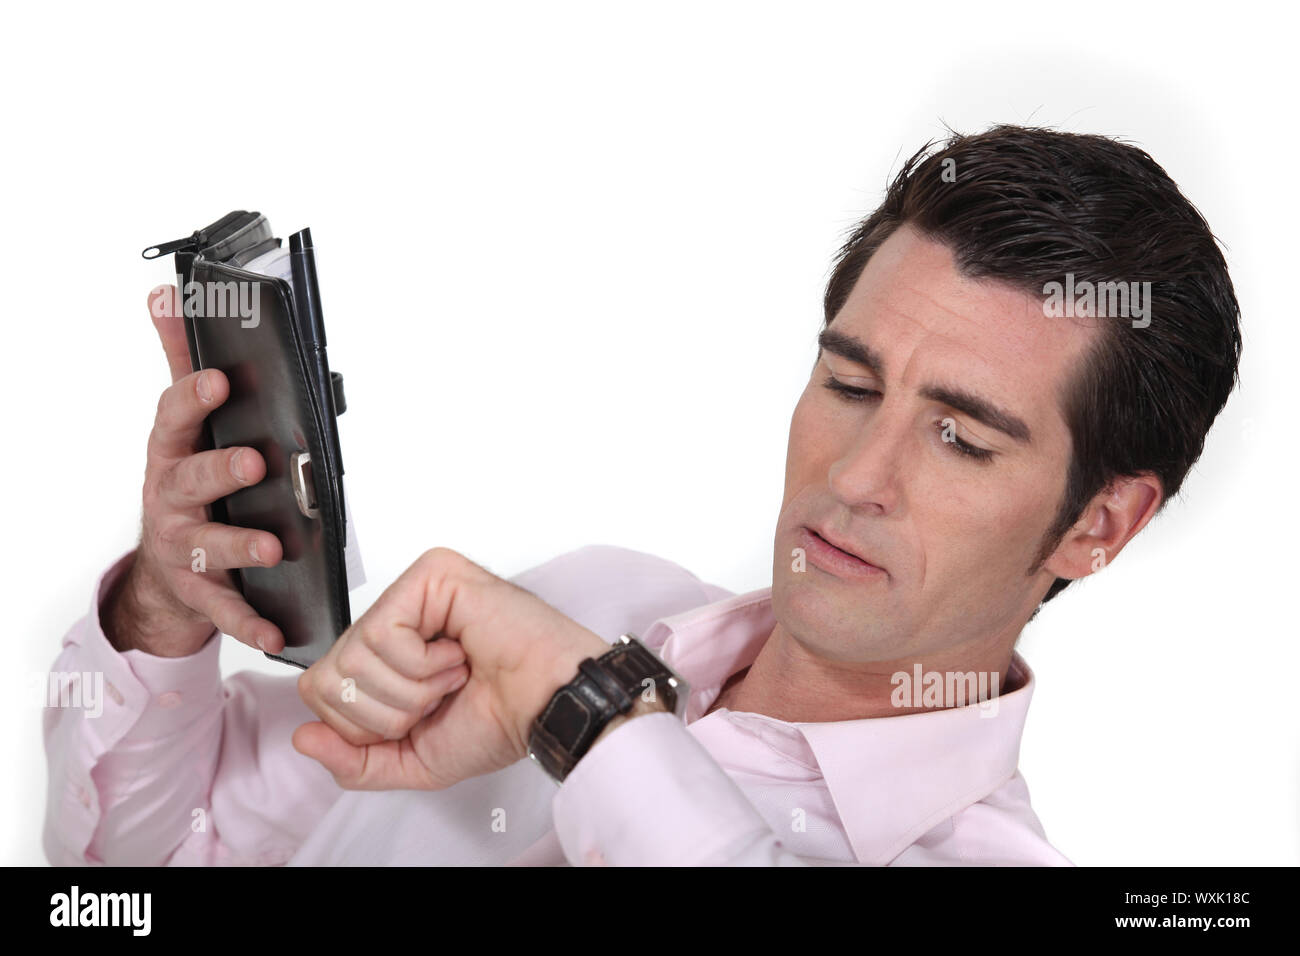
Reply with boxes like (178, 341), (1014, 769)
(772, 223), (1099, 663)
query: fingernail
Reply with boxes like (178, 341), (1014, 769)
(197, 373), (212, 403)
(256, 635), (266, 652)
(249, 538), (261, 563)
(230, 448), (246, 481)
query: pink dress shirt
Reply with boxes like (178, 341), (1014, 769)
(43, 545), (1072, 866)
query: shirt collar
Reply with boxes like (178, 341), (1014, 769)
(641, 587), (1035, 865)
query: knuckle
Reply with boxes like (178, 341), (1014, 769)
(336, 640), (366, 679)
(153, 519), (180, 557)
(203, 455), (228, 494)
(155, 384), (183, 425)
(170, 465), (198, 503)
(422, 546), (480, 583)
(143, 436), (166, 472)
(422, 546), (454, 568)
(140, 476), (162, 514)
(356, 618), (385, 652)
(187, 527), (212, 564)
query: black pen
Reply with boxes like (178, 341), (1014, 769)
(289, 227), (346, 533)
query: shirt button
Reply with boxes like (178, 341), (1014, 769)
(157, 691), (183, 708)
(105, 682), (124, 706)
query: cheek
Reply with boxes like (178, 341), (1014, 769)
(783, 390), (839, 496)
(783, 393), (814, 480)
(922, 460), (1063, 584)
(982, 442), (1072, 548)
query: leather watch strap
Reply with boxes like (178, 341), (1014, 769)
(528, 665), (629, 783)
(528, 633), (683, 783)
(594, 638), (675, 703)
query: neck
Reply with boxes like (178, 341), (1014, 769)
(715, 621), (1019, 723)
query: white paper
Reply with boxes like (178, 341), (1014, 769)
(343, 484), (366, 591)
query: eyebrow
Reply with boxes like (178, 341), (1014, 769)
(817, 328), (1033, 445)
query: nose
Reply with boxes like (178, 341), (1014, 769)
(826, 400), (907, 516)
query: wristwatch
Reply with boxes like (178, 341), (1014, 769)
(528, 633), (689, 783)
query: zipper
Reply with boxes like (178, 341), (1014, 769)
(141, 231), (202, 259)
(141, 210), (258, 260)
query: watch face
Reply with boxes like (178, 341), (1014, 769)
(527, 635), (693, 784)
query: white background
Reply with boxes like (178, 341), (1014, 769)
(3, 1), (1295, 866)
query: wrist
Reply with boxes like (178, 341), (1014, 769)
(516, 629), (610, 746)
(103, 554), (214, 656)
(527, 632), (688, 783)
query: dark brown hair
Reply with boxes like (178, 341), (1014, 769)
(822, 125), (1242, 606)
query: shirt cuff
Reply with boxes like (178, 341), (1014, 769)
(551, 710), (774, 865)
(70, 550), (224, 745)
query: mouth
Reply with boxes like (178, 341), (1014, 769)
(799, 525), (888, 580)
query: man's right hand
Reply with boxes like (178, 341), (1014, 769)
(102, 286), (285, 658)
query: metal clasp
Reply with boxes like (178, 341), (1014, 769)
(291, 452), (319, 518)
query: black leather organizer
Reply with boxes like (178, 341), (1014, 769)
(143, 211), (351, 668)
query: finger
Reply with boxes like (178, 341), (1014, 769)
(148, 285), (196, 385)
(292, 722), (437, 791)
(305, 676), (416, 743)
(158, 445), (265, 510)
(335, 637), (467, 714)
(353, 605), (469, 681)
(419, 665), (469, 717)
(156, 519), (281, 572)
(188, 575), (285, 654)
(307, 645), (465, 741)
(346, 547), (487, 676)
(147, 369), (230, 462)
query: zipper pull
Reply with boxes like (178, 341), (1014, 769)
(141, 230), (203, 260)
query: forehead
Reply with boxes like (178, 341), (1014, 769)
(830, 224), (1099, 446)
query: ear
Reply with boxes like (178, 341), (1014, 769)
(1041, 472), (1164, 582)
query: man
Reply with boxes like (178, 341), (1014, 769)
(43, 124), (1241, 865)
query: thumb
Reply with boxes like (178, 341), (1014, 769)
(147, 284), (195, 384)
(292, 721), (365, 783)
(292, 721), (431, 791)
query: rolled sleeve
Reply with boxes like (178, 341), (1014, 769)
(79, 557), (223, 744)
(42, 551), (223, 865)
(43, 551), (339, 867)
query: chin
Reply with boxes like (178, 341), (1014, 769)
(772, 561), (903, 658)
(773, 564), (848, 631)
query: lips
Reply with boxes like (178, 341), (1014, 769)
(808, 525), (885, 572)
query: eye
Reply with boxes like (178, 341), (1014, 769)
(822, 375), (995, 464)
(935, 422), (994, 463)
(821, 375), (879, 403)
